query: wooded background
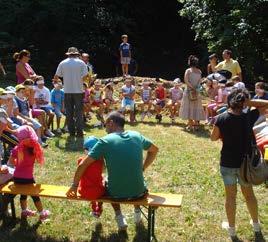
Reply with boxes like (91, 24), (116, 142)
(0, 0), (267, 84)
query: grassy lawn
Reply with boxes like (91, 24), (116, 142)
(0, 116), (267, 242)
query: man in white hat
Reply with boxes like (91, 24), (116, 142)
(54, 47), (88, 137)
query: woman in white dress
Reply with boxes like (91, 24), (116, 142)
(179, 55), (205, 130)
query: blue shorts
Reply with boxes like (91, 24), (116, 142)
(121, 98), (135, 111)
(54, 107), (64, 118)
(156, 100), (165, 108)
(220, 166), (249, 186)
(40, 106), (54, 113)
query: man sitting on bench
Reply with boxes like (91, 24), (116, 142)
(67, 111), (159, 230)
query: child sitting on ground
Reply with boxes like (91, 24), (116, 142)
(7, 125), (50, 222)
(77, 136), (105, 218)
(140, 80), (153, 121)
(51, 79), (66, 134)
(167, 78), (183, 123)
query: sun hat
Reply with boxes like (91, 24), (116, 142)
(15, 125), (38, 142)
(94, 80), (102, 86)
(83, 136), (99, 151)
(65, 47), (80, 55)
(15, 84), (26, 92)
(5, 86), (16, 95)
(173, 78), (181, 84)
(0, 88), (7, 96)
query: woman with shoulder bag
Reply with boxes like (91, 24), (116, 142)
(179, 55), (205, 131)
(211, 88), (268, 241)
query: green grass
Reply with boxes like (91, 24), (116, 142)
(0, 73), (267, 241)
(0, 117), (267, 242)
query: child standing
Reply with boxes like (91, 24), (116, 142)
(51, 79), (66, 134)
(7, 125), (49, 221)
(119, 35), (131, 76)
(77, 136), (105, 218)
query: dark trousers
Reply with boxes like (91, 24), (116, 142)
(64, 93), (84, 135)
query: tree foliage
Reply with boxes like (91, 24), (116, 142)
(0, 0), (199, 79)
(179, 0), (268, 81)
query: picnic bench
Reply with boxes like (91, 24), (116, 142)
(0, 182), (182, 242)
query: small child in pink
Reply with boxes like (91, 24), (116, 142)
(8, 125), (50, 222)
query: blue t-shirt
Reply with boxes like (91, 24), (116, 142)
(253, 93), (268, 100)
(119, 43), (131, 57)
(51, 89), (64, 109)
(15, 96), (30, 116)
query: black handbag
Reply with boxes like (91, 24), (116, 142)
(240, 112), (268, 185)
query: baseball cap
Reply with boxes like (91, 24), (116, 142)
(83, 136), (99, 151)
(15, 84), (26, 92)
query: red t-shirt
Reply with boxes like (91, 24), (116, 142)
(77, 157), (105, 199)
(155, 87), (165, 100)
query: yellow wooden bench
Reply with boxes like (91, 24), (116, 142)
(0, 182), (182, 242)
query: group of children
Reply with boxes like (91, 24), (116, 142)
(203, 75), (268, 125)
(83, 76), (184, 125)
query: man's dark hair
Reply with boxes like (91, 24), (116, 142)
(107, 111), (125, 128)
(224, 49), (232, 57)
(227, 88), (250, 111)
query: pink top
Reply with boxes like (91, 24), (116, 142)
(16, 62), (35, 84)
(83, 89), (90, 103)
(12, 146), (35, 179)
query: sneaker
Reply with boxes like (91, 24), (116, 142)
(45, 130), (55, 137)
(62, 126), (68, 133)
(21, 209), (36, 218)
(147, 112), (152, 118)
(91, 207), (103, 219)
(231, 236), (243, 242)
(141, 112), (146, 121)
(134, 209), (142, 225)
(41, 142), (48, 148)
(115, 214), (128, 231)
(56, 128), (62, 134)
(39, 210), (50, 222)
(254, 231), (265, 242)
(155, 114), (162, 123)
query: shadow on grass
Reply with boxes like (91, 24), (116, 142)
(54, 136), (84, 152)
(0, 217), (71, 242)
(89, 222), (148, 242)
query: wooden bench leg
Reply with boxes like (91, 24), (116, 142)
(147, 206), (157, 242)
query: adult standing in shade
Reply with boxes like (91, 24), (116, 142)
(13, 50), (37, 84)
(54, 47), (88, 137)
(215, 49), (242, 81)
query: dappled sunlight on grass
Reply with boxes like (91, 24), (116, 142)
(1, 116), (267, 241)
